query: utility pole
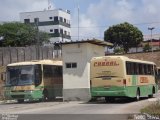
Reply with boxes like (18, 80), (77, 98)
(148, 27), (155, 54)
(78, 4), (79, 41)
(35, 18), (40, 60)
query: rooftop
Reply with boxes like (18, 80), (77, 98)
(55, 39), (113, 47)
(20, 8), (70, 14)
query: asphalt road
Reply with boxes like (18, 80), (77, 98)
(0, 92), (159, 120)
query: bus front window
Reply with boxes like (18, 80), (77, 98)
(6, 66), (34, 86)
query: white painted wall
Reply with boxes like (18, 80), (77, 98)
(20, 9), (70, 23)
(62, 43), (104, 89)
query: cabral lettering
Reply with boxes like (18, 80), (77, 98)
(140, 77), (149, 83)
(94, 61), (119, 67)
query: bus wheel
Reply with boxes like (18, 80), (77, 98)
(135, 89), (140, 101)
(17, 99), (24, 103)
(43, 90), (49, 102)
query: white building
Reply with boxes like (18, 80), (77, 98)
(61, 39), (113, 101)
(20, 9), (71, 43)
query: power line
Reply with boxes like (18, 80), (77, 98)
(71, 21), (160, 28)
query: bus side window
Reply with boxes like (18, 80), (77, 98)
(154, 66), (157, 75)
(151, 65), (154, 75)
(144, 64), (146, 75)
(133, 63), (138, 75)
(139, 64), (143, 75)
(147, 65), (151, 75)
(35, 65), (42, 86)
(126, 62), (131, 75)
(158, 69), (160, 78)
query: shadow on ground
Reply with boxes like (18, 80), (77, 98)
(84, 97), (150, 104)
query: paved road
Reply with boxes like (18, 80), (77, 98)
(0, 92), (159, 120)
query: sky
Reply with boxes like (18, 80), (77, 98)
(1, 0), (160, 40)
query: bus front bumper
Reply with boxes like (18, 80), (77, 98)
(4, 90), (43, 101)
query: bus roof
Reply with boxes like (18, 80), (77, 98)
(92, 56), (155, 65)
(7, 60), (62, 66)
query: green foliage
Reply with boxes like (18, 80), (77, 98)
(104, 22), (143, 53)
(143, 44), (151, 52)
(113, 47), (124, 54)
(0, 22), (50, 47)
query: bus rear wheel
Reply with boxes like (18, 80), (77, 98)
(17, 99), (24, 103)
(135, 89), (140, 101)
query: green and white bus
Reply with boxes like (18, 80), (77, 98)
(4, 60), (62, 103)
(90, 56), (158, 102)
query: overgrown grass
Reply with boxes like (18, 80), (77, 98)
(141, 100), (160, 116)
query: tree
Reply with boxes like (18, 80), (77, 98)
(113, 47), (124, 54)
(143, 43), (151, 52)
(0, 22), (50, 47)
(104, 22), (143, 53)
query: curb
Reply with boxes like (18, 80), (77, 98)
(0, 100), (17, 104)
(0, 100), (5, 104)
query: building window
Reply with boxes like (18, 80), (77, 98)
(49, 17), (53, 19)
(50, 29), (53, 32)
(72, 63), (77, 68)
(64, 31), (67, 35)
(65, 63), (77, 69)
(34, 18), (39, 24)
(24, 19), (30, 24)
(64, 18), (66, 23)
(54, 16), (58, 22)
(60, 17), (63, 22)
(60, 29), (63, 34)
(54, 29), (59, 34)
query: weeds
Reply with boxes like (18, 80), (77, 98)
(141, 100), (160, 116)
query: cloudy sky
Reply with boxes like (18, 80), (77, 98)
(1, 0), (160, 40)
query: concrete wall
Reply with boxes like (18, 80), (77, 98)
(0, 46), (61, 66)
(62, 43), (104, 101)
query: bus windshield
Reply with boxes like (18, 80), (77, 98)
(6, 65), (34, 86)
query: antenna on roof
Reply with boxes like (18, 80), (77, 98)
(48, 0), (51, 10)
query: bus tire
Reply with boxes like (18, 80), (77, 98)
(43, 90), (49, 102)
(17, 99), (24, 103)
(135, 89), (140, 101)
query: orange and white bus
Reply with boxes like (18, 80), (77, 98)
(90, 56), (158, 102)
